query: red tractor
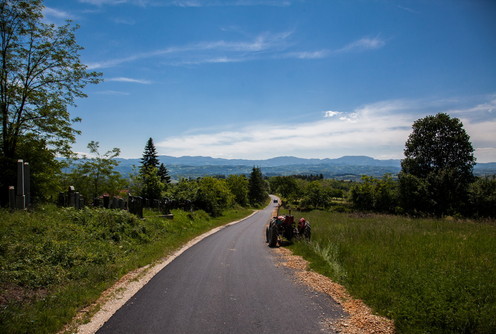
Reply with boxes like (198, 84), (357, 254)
(266, 215), (311, 247)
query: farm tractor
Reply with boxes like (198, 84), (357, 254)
(265, 215), (311, 247)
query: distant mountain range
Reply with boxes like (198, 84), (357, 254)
(111, 155), (496, 181)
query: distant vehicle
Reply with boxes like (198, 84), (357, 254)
(273, 199), (278, 203)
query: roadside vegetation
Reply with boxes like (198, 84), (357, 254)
(284, 210), (496, 334)
(0, 204), (255, 333)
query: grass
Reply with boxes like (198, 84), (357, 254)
(0, 204), (254, 334)
(285, 210), (496, 334)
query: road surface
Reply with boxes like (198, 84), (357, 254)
(97, 196), (344, 333)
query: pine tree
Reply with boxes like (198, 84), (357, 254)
(248, 167), (268, 206)
(141, 138), (159, 171)
(158, 163), (171, 184)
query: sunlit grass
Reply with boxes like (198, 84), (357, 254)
(0, 204), (254, 334)
(286, 210), (496, 333)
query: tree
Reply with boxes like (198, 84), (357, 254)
(140, 138), (159, 172)
(226, 174), (249, 206)
(0, 0), (101, 203)
(136, 138), (166, 201)
(248, 167), (268, 206)
(157, 163), (171, 184)
(401, 113), (475, 215)
(65, 141), (125, 200)
(195, 177), (234, 216)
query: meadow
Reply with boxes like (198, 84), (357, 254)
(287, 211), (496, 333)
(0, 205), (254, 334)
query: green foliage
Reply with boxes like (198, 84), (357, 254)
(136, 138), (167, 200)
(195, 177), (234, 216)
(140, 138), (159, 172)
(248, 167), (268, 206)
(468, 176), (496, 218)
(139, 166), (165, 201)
(401, 113), (475, 215)
(63, 141), (126, 200)
(349, 175), (398, 212)
(226, 174), (249, 206)
(0, 0), (101, 202)
(0, 204), (254, 333)
(289, 211), (496, 333)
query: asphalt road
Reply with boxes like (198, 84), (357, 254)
(97, 196), (344, 334)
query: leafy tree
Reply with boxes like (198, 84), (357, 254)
(140, 138), (159, 171)
(468, 176), (496, 218)
(401, 113), (475, 215)
(195, 177), (234, 216)
(139, 166), (164, 202)
(226, 174), (249, 206)
(350, 175), (398, 212)
(0, 0), (101, 203)
(65, 141), (125, 200)
(248, 167), (268, 206)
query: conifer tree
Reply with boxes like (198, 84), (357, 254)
(158, 163), (171, 184)
(248, 167), (268, 206)
(140, 138), (159, 171)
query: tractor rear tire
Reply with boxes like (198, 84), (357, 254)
(268, 224), (278, 247)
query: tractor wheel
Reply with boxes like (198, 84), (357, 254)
(265, 226), (269, 243)
(268, 224), (278, 247)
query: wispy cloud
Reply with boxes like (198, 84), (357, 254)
(87, 32), (387, 69)
(156, 96), (496, 162)
(106, 77), (152, 84)
(79, 0), (291, 6)
(43, 7), (77, 21)
(335, 37), (386, 53)
(87, 31), (293, 69)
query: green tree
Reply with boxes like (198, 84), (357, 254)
(226, 174), (249, 206)
(468, 176), (496, 218)
(158, 163), (171, 184)
(195, 177), (234, 216)
(401, 113), (475, 215)
(65, 141), (125, 200)
(140, 138), (159, 172)
(0, 0), (101, 203)
(139, 166), (164, 202)
(248, 167), (268, 206)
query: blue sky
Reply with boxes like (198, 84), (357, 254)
(43, 0), (496, 162)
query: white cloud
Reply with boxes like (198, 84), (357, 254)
(106, 77), (152, 84)
(335, 37), (386, 53)
(323, 110), (342, 118)
(43, 7), (77, 21)
(156, 96), (496, 162)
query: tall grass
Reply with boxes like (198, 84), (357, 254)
(0, 205), (254, 334)
(288, 211), (496, 333)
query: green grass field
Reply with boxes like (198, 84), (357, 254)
(286, 211), (496, 333)
(0, 205), (254, 334)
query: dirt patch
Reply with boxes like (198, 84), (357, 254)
(274, 247), (395, 334)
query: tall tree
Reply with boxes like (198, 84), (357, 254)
(400, 113), (475, 215)
(0, 0), (101, 203)
(138, 138), (164, 201)
(140, 137), (159, 171)
(248, 167), (268, 206)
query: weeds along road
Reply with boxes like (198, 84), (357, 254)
(97, 196), (344, 334)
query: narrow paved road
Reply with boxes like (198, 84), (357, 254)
(97, 196), (344, 334)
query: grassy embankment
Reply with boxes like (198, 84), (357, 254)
(285, 210), (496, 334)
(0, 204), (255, 334)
